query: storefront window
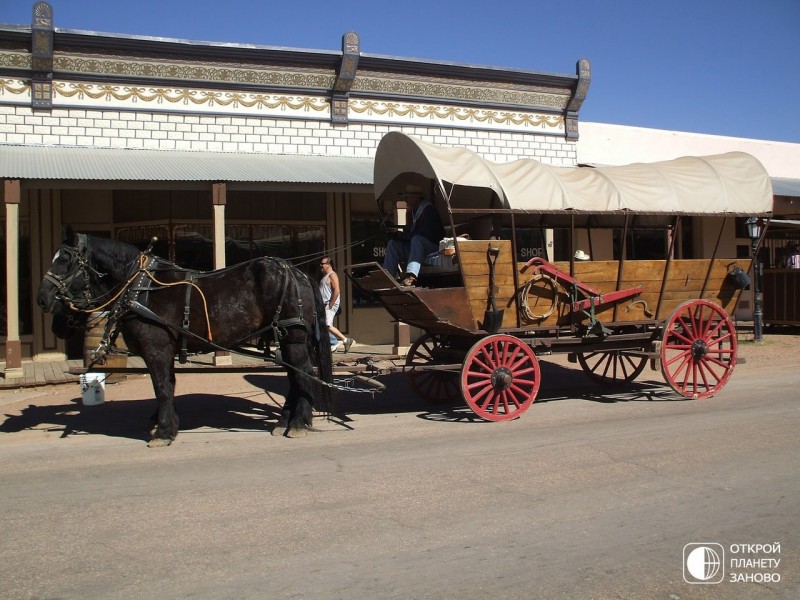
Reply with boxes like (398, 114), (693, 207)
(224, 224), (325, 278)
(350, 218), (389, 305)
(116, 225), (171, 259)
(500, 227), (547, 262)
(614, 229), (669, 260)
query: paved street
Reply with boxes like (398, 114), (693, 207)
(0, 339), (798, 599)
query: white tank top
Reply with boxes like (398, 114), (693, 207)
(319, 272), (340, 310)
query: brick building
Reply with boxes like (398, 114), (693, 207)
(1, 2), (589, 374)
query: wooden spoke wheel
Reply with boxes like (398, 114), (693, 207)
(405, 334), (460, 403)
(460, 334), (541, 421)
(577, 350), (648, 386)
(660, 299), (737, 399)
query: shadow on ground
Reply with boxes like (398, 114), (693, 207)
(0, 357), (685, 442)
(0, 391), (284, 443)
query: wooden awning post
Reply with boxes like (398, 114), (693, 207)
(211, 182), (231, 366)
(3, 180), (23, 378)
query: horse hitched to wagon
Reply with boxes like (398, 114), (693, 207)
(36, 132), (772, 440)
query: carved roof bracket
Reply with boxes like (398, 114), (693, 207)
(565, 58), (591, 141)
(331, 32), (360, 125)
(31, 1), (54, 109)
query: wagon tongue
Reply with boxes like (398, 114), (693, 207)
(480, 245), (504, 334)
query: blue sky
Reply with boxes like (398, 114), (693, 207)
(2, 0), (798, 143)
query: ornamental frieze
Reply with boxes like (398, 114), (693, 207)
(0, 78), (28, 95)
(0, 50), (32, 70)
(0, 77), (564, 134)
(350, 99), (564, 131)
(53, 81), (331, 112)
(353, 71), (570, 110)
(53, 54), (336, 89)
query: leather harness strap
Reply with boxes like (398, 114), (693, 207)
(179, 273), (195, 364)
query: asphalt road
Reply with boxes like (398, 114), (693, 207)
(0, 352), (798, 600)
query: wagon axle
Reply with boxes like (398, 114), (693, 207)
(491, 367), (513, 391)
(691, 338), (709, 360)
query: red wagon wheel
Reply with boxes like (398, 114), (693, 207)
(660, 299), (737, 399)
(460, 334), (541, 421)
(405, 334), (460, 403)
(577, 350), (648, 386)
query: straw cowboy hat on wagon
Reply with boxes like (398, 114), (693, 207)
(574, 249), (591, 261)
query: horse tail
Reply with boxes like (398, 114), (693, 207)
(312, 279), (336, 415)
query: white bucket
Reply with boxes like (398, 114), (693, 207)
(80, 373), (106, 406)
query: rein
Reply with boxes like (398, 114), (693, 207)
(52, 241), (214, 341)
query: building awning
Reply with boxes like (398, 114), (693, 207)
(0, 144), (373, 185)
(771, 178), (800, 198)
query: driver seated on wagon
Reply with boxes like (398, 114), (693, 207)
(383, 184), (445, 287)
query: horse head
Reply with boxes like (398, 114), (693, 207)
(37, 228), (140, 338)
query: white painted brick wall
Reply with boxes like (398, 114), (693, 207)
(0, 105), (577, 165)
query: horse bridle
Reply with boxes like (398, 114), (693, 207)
(43, 234), (102, 311)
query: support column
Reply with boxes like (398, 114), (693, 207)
(212, 182), (231, 365)
(4, 180), (23, 379)
(392, 199), (410, 354)
(393, 323), (410, 356)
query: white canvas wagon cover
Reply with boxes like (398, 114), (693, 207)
(374, 132), (773, 217)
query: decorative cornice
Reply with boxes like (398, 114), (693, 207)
(53, 53), (336, 89)
(353, 70), (570, 110)
(0, 47), (571, 113)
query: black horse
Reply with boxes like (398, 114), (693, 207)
(36, 229), (334, 446)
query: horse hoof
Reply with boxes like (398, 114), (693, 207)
(286, 427), (309, 439)
(271, 425), (286, 437)
(147, 437), (173, 448)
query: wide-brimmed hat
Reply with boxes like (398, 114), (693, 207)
(574, 249), (591, 261)
(399, 184), (425, 197)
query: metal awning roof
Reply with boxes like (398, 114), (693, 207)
(0, 144), (373, 185)
(771, 177), (800, 198)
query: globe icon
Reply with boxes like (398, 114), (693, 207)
(686, 546), (722, 581)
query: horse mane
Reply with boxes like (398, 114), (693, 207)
(85, 235), (142, 281)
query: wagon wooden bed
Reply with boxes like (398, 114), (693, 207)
(346, 132), (773, 421)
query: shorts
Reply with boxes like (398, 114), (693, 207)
(324, 306), (337, 327)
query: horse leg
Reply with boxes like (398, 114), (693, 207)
(282, 335), (315, 439)
(271, 370), (297, 436)
(145, 355), (179, 447)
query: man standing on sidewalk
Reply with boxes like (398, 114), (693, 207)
(319, 257), (354, 352)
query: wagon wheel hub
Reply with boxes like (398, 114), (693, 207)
(691, 339), (709, 360)
(491, 367), (513, 391)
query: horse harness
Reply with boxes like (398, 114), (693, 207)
(42, 234), (101, 311)
(85, 252), (314, 367)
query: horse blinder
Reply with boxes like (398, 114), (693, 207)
(40, 239), (97, 311)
